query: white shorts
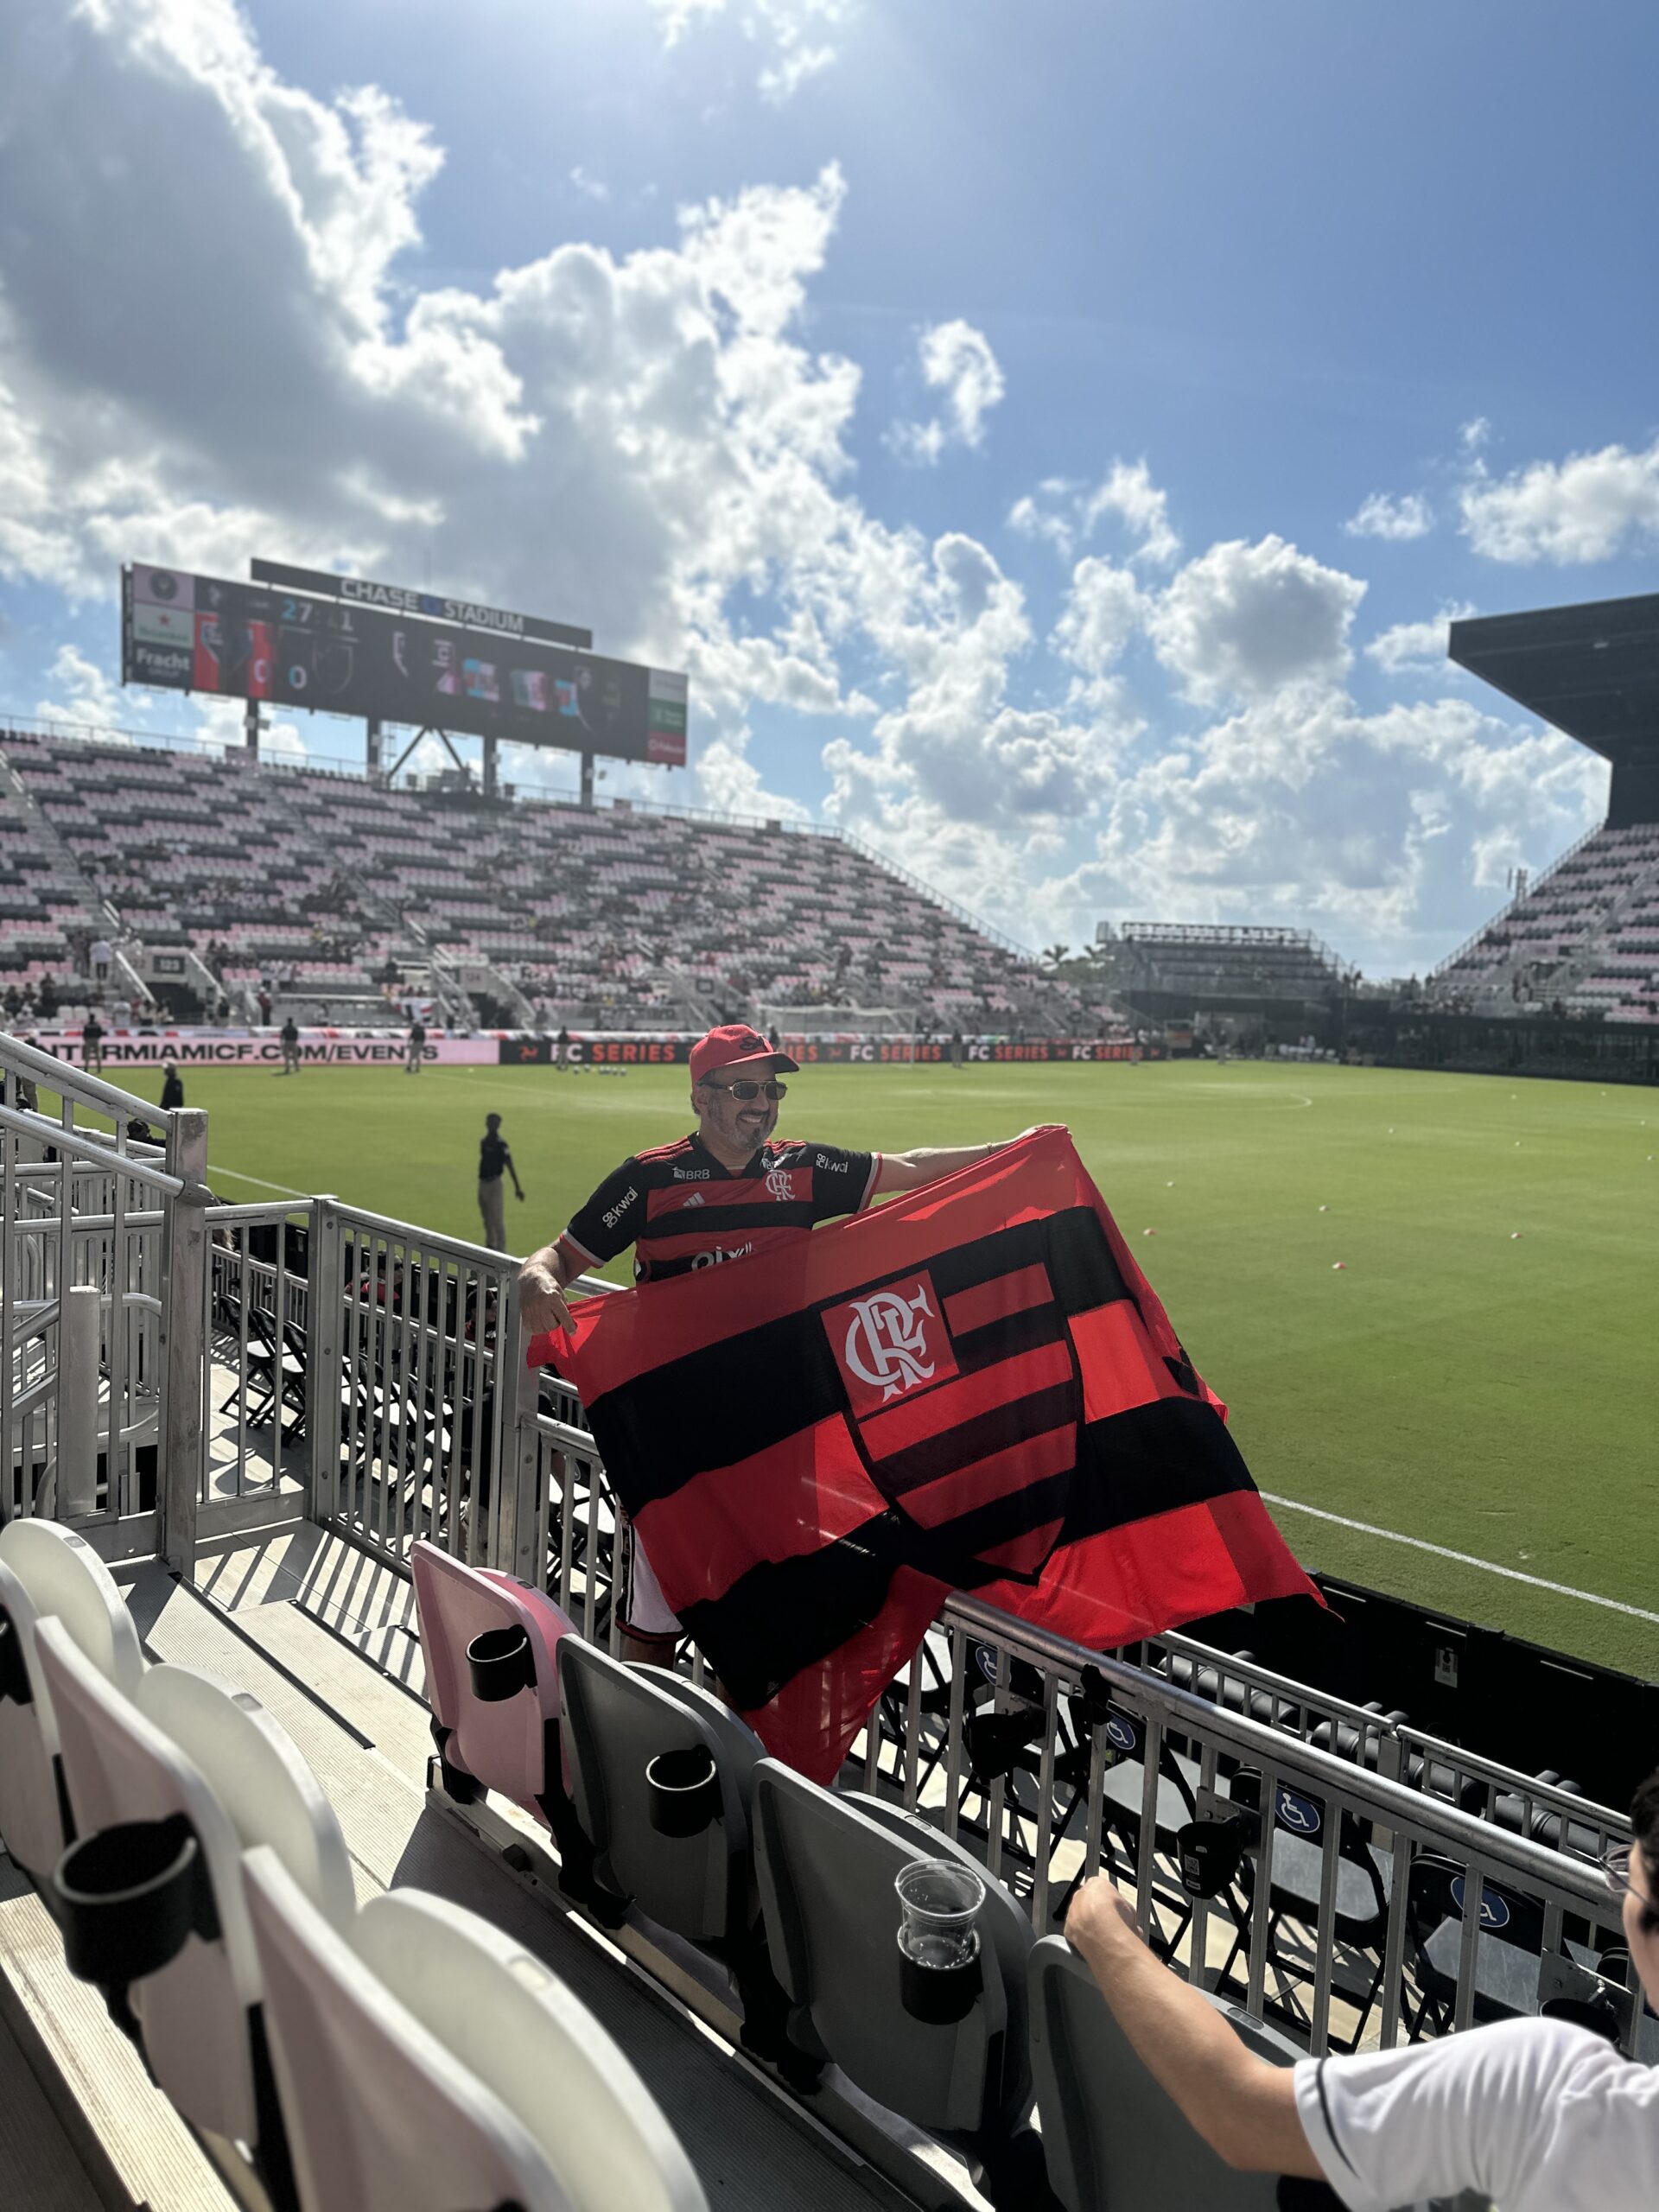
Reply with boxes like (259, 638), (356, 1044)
(620, 1527), (681, 1639)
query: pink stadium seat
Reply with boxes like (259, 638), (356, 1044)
(410, 1538), (611, 1916)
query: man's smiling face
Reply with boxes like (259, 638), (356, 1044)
(693, 1059), (783, 1157)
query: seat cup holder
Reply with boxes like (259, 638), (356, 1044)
(1176, 1815), (1255, 1899)
(645, 1745), (721, 1837)
(1541, 1992), (1622, 2044)
(467, 1624), (535, 1704)
(895, 1859), (985, 2024)
(54, 1814), (219, 1986)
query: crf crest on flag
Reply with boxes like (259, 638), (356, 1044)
(532, 1128), (1320, 1783)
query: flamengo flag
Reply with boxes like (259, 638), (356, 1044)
(532, 1128), (1319, 1783)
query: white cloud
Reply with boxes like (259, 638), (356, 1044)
(569, 166), (609, 204)
(889, 320), (1005, 467)
(1047, 692), (1603, 971)
(1344, 490), (1433, 541)
(1459, 416), (1491, 454)
(1010, 460), (1179, 565)
(649, 0), (858, 103)
(1052, 558), (1146, 677)
(1146, 536), (1366, 707)
(1081, 461), (1180, 566)
(35, 643), (129, 728)
(1459, 439), (1659, 563)
(1364, 603), (1476, 677)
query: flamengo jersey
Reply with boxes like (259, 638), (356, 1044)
(534, 1128), (1321, 1783)
(560, 1134), (878, 1281)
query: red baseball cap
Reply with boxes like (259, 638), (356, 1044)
(689, 1023), (800, 1084)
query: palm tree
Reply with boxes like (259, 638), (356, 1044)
(1040, 943), (1071, 976)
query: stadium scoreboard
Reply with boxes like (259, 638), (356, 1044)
(121, 561), (689, 768)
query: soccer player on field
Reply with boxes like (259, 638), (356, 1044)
(518, 1021), (1039, 1664)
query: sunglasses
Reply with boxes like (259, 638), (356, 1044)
(1604, 1844), (1659, 1936)
(702, 1078), (787, 1103)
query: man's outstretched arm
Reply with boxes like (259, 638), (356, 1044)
(873, 1124), (1065, 1195)
(518, 1237), (580, 1337)
(1065, 1879), (1324, 2177)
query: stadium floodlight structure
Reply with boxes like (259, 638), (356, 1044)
(1450, 593), (1659, 830)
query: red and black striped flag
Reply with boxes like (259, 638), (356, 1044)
(532, 1128), (1319, 1782)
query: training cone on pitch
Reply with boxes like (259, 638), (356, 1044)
(1332, 1261), (1346, 1270)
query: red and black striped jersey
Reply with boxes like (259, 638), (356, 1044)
(560, 1133), (879, 1282)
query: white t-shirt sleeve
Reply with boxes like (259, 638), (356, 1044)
(1293, 2018), (1659, 2212)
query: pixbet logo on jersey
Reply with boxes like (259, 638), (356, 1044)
(823, 1269), (960, 1416)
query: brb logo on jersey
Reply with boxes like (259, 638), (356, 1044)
(824, 1269), (959, 1416)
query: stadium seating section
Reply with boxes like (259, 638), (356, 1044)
(1428, 823), (1659, 1025)
(0, 729), (1087, 1033)
(1108, 924), (1355, 1003)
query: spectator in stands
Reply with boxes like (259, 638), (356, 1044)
(1064, 1764), (1659, 2209)
(81, 1011), (104, 1073)
(279, 1014), (301, 1076)
(518, 1021), (1046, 1666)
(90, 934), (111, 985)
(477, 1114), (524, 1252)
(160, 1060), (184, 1111)
(405, 1015), (427, 1076)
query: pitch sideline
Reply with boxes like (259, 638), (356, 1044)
(1262, 1491), (1659, 1626)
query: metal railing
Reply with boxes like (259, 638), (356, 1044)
(2, 1030), (207, 1569)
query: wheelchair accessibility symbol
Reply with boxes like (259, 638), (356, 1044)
(1274, 1786), (1322, 1835)
(1450, 1875), (1510, 1930)
(1103, 1714), (1139, 1753)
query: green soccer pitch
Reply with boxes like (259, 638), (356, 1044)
(120, 1056), (1659, 1680)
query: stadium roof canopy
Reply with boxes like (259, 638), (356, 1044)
(1448, 594), (1659, 756)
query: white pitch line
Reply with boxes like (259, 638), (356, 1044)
(1262, 1492), (1659, 1625)
(208, 1165), (311, 1199)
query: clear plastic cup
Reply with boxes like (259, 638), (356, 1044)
(894, 1858), (985, 1971)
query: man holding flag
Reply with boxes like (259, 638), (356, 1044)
(519, 1021), (1033, 1662)
(524, 1024), (1319, 1779)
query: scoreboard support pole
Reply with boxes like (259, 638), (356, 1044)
(580, 751), (594, 810)
(482, 735), (498, 802)
(244, 698), (261, 762)
(365, 717), (384, 783)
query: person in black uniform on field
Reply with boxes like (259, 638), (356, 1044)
(279, 1015), (301, 1075)
(82, 1011), (105, 1074)
(405, 1016), (427, 1075)
(160, 1060), (184, 1111)
(477, 1113), (524, 1253)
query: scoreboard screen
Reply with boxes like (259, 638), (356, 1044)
(122, 563), (688, 767)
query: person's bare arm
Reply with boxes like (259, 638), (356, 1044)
(873, 1124), (1065, 1196)
(1065, 1879), (1322, 2177)
(518, 1237), (580, 1336)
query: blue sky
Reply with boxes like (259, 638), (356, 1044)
(1, 0), (1656, 971)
